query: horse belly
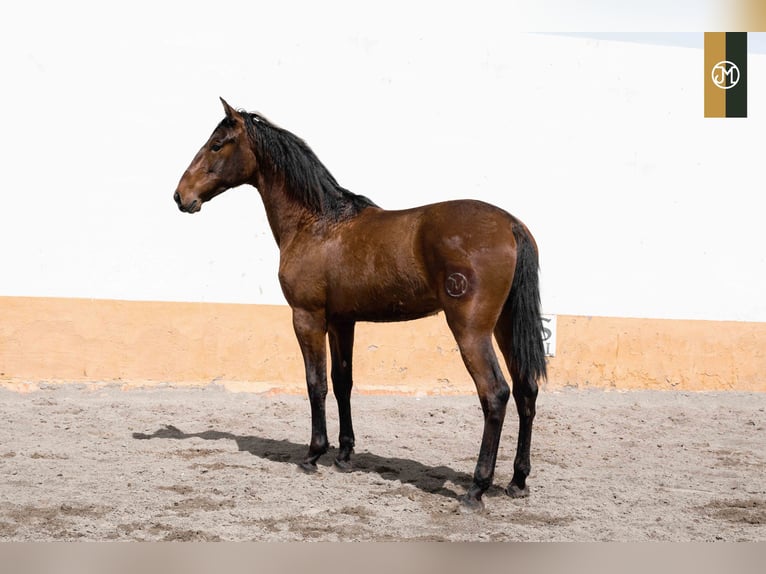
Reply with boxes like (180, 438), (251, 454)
(327, 272), (441, 323)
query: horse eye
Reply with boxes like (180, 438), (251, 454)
(211, 143), (223, 152)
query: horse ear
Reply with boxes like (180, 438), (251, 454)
(220, 97), (238, 120)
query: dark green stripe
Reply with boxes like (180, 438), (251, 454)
(725, 32), (747, 118)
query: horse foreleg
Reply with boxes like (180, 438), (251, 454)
(329, 320), (356, 471)
(292, 308), (329, 472)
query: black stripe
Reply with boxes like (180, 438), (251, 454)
(725, 33), (747, 118)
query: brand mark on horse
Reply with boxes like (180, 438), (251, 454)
(445, 272), (469, 298)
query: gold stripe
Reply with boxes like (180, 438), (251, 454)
(704, 32), (727, 118)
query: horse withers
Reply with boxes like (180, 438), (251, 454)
(173, 99), (547, 511)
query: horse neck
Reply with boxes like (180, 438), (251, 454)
(251, 173), (316, 248)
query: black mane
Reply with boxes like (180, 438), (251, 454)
(241, 112), (378, 220)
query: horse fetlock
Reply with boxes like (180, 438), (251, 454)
(337, 445), (354, 461)
(338, 435), (355, 450)
(513, 457), (531, 479)
(309, 434), (329, 453)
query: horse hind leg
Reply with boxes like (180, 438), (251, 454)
(507, 373), (538, 498)
(329, 320), (356, 471)
(493, 225), (546, 498)
(448, 323), (511, 511)
(494, 307), (539, 498)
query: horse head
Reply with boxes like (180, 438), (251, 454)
(174, 98), (257, 213)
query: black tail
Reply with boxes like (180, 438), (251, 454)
(508, 223), (547, 383)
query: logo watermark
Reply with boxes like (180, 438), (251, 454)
(712, 60), (740, 89)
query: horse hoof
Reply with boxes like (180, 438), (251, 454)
(457, 495), (485, 514)
(333, 458), (353, 472)
(505, 482), (529, 498)
(297, 461), (318, 474)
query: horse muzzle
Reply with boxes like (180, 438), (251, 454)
(174, 190), (201, 214)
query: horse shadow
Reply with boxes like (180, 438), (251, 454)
(133, 425), (505, 501)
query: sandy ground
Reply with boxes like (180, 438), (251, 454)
(0, 383), (764, 542)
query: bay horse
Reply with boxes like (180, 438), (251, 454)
(173, 99), (547, 511)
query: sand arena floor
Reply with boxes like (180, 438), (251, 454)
(0, 384), (764, 541)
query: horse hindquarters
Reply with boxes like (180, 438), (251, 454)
(425, 206), (519, 509)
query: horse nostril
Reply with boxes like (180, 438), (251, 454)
(173, 190), (181, 205)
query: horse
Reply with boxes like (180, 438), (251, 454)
(173, 98), (547, 511)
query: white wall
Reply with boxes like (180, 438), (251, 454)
(1, 3), (764, 322)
